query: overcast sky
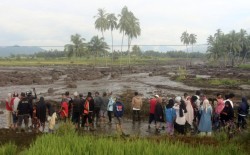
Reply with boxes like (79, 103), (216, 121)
(0, 0), (250, 50)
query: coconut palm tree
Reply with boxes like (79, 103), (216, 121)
(180, 31), (190, 53)
(94, 8), (109, 66)
(125, 11), (141, 65)
(107, 13), (118, 65)
(64, 33), (86, 58)
(87, 36), (109, 67)
(189, 33), (197, 53)
(118, 6), (129, 66)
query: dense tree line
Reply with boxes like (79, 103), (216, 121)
(207, 29), (250, 66)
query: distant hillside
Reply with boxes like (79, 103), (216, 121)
(0, 46), (45, 57)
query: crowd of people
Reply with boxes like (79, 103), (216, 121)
(2, 89), (249, 136)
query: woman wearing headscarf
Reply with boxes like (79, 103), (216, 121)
(173, 96), (187, 135)
(238, 97), (249, 129)
(5, 93), (13, 129)
(165, 99), (176, 136)
(154, 97), (164, 133)
(198, 95), (212, 136)
(220, 101), (234, 125)
(184, 96), (194, 128)
(37, 97), (47, 132)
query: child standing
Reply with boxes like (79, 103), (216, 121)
(165, 99), (176, 136)
(32, 105), (40, 132)
(113, 96), (125, 135)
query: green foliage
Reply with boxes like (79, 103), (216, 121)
(0, 143), (17, 155)
(176, 67), (187, 81)
(209, 79), (238, 86)
(207, 29), (250, 66)
(56, 122), (75, 136)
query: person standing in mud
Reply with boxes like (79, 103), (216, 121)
(131, 92), (143, 123)
(17, 92), (32, 132)
(12, 92), (20, 130)
(93, 91), (103, 126)
(101, 92), (109, 123)
(113, 96), (125, 135)
(36, 97), (47, 132)
(5, 93), (13, 129)
(237, 97), (249, 130)
(173, 96), (187, 135)
(148, 95), (158, 129)
(82, 93), (94, 131)
(60, 95), (69, 122)
(165, 99), (176, 136)
(183, 95), (194, 130)
(65, 91), (73, 120)
(107, 92), (115, 124)
(198, 95), (213, 136)
(72, 92), (81, 129)
(214, 93), (225, 130)
(26, 88), (37, 117)
(154, 97), (164, 133)
(47, 102), (57, 133)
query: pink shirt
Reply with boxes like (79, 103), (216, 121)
(215, 98), (225, 114)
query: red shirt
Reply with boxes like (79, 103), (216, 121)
(61, 101), (68, 118)
(149, 98), (157, 114)
(6, 98), (14, 111)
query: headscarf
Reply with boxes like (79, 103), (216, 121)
(166, 99), (174, 109)
(179, 100), (187, 117)
(202, 99), (211, 113)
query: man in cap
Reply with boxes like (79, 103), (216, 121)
(148, 94), (159, 129)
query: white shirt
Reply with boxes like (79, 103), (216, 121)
(13, 97), (20, 112)
(173, 104), (186, 125)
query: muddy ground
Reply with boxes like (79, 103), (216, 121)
(0, 64), (250, 150)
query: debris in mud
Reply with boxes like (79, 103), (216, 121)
(48, 88), (54, 94)
(67, 83), (77, 88)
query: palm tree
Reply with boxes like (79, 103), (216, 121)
(107, 13), (118, 65)
(227, 30), (241, 66)
(125, 11), (141, 65)
(64, 34), (86, 58)
(118, 6), (129, 67)
(180, 31), (190, 53)
(94, 8), (109, 66)
(189, 33), (197, 53)
(87, 36), (109, 67)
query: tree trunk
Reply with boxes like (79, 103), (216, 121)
(128, 37), (131, 65)
(111, 30), (114, 66)
(120, 31), (124, 67)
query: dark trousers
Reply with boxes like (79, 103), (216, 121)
(148, 113), (156, 125)
(133, 110), (141, 122)
(238, 115), (247, 128)
(82, 112), (93, 127)
(107, 111), (112, 122)
(17, 114), (29, 129)
(174, 122), (185, 135)
(93, 107), (100, 123)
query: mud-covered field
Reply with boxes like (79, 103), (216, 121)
(0, 64), (250, 151)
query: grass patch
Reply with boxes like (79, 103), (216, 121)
(238, 64), (250, 69)
(209, 79), (238, 86)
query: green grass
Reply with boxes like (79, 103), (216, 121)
(209, 79), (238, 86)
(0, 56), (176, 66)
(19, 132), (244, 155)
(238, 64), (250, 69)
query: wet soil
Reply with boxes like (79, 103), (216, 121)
(0, 128), (41, 151)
